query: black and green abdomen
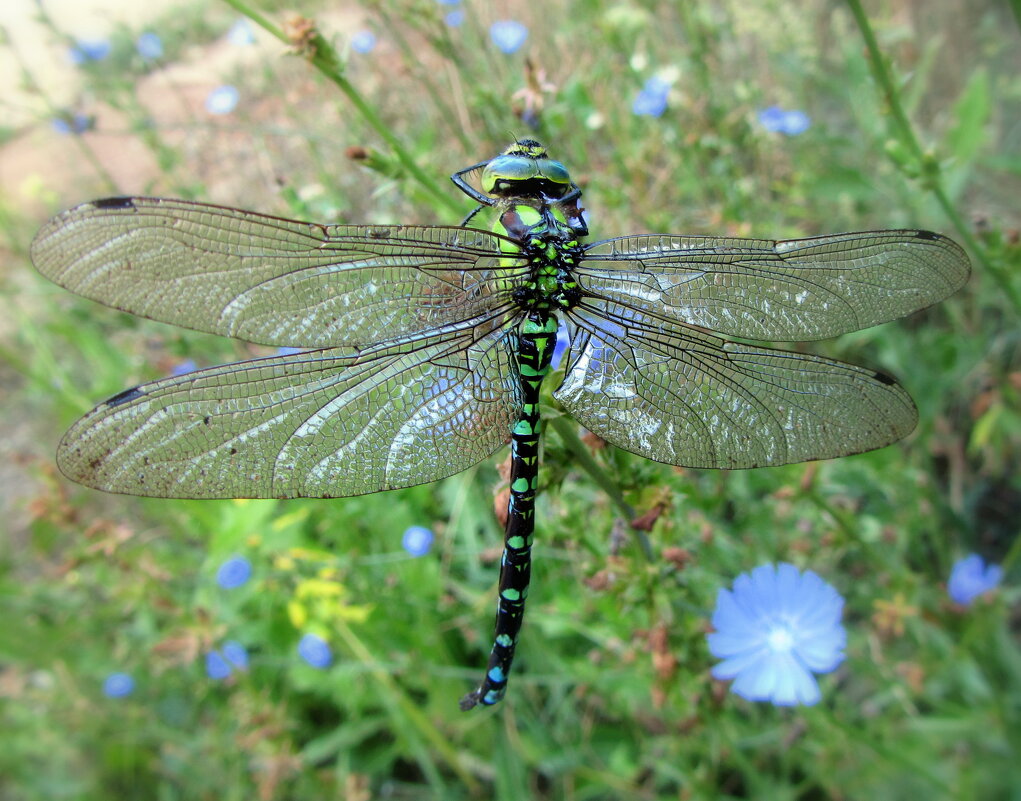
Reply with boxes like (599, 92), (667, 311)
(458, 199), (585, 708)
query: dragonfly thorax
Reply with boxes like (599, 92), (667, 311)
(501, 204), (583, 313)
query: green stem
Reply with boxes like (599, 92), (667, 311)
(221, 0), (461, 215)
(548, 416), (654, 561)
(331, 618), (478, 790)
(804, 489), (858, 542)
(1009, 0), (1021, 33)
(371, 4), (474, 152)
(845, 0), (1021, 314)
(549, 416), (634, 521)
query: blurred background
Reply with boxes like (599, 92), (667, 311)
(0, 0), (1018, 798)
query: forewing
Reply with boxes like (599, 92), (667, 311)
(555, 302), (918, 469)
(578, 230), (969, 341)
(57, 326), (520, 498)
(31, 197), (523, 348)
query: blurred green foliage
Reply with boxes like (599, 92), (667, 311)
(0, 0), (1019, 798)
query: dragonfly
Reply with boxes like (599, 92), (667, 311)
(31, 139), (970, 710)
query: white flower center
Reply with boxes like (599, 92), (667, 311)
(766, 625), (795, 653)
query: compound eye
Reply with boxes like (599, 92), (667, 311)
(537, 158), (571, 186)
(481, 154), (539, 193)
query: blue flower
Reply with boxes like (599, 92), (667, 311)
(222, 640), (249, 670)
(51, 113), (92, 136)
(227, 19), (256, 46)
(445, 10), (465, 27)
(298, 633), (332, 669)
(757, 105), (811, 136)
(68, 38), (111, 65)
(205, 85), (239, 115)
(102, 672), (135, 698)
(707, 563), (846, 706)
(205, 650), (231, 680)
(643, 75), (671, 96)
(205, 641), (249, 679)
(351, 30), (377, 54)
(948, 554), (1003, 605)
(436, 0), (461, 5)
(402, 525), (434, 557)
(632, 91), (666, 117)
(171, 359), (196, 376)
(490, 20), (528, 54)
(552, 326), (570, 369)
(632, 76), (670, 118)
(136, 32), (163, 60)
(216, 555), (252, 589)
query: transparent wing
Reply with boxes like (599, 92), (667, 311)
(555, 301), (918, 469)
(31, 197), (524, 349)
(57, 325), (520, 498)
(577, 230), (970, 341)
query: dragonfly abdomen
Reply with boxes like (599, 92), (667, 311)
(459, 311), (558, 710)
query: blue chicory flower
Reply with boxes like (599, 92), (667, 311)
(552, 326), (570, 369)
(402, 525), (435, 557)
(205, 85), (240, 115)
(227, 19), (256, 46)
(205, 650), (232, 680)
(445, 10), (465, 27)
(632, 76), (670, 118)
(216, 555), (252, 589)
(51, 113), (92, 135)
(757, 105), (811, 136)
(632, 90), (666, 117)
(298, 633), (333, 669)
(221, 640), (249, 670)
(350, 30), (377, 54)
(490, 20), (528, 54)
(707, 562), (846, 706)
(947, 553), (1003, 605)
(136, 32), (164, 60)
(102, 672), (135, 698)
(68, 38), (111, 65)
(171, 359), (196, 376)
(436, 0), (461, 5)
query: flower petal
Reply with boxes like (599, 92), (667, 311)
(706, 562), (846, 706)
(794, 629), (846, 672)
(710, 646), (768, 679)
(707, 629), (766, 659)
(711, 588), (760, 635)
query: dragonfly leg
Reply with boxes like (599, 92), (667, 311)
(460, 313), (556, 711)
(459, 205), (486, 228)
(450, 159), (496, 206)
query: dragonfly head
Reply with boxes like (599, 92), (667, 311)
(481, 139), (574, 201)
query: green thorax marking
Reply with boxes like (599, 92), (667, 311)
(495, 204), (584, 314)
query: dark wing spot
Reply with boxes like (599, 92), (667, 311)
(92, 197), (136, 210)
(105, 386), (146, 407)
(873, 370), (896, 386)
(914, 230), (940, 241)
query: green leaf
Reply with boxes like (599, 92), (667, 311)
(945, 68), (990, 165)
